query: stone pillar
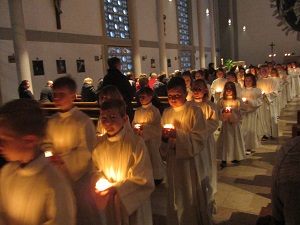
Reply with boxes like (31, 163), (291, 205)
(8, 0), (33, 93)
(156, 0), (168, 74)
(197, 0), (205, 68)
(229, 0), (235, 60)
(128, 0), (142, 76)
(209, 0), (217, 68)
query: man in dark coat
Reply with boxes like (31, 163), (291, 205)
(101, 57), (134, 122)
(40, 81), (53, 102)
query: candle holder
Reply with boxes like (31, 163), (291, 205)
(44, 151), (53, 157)
(162, 124), (176, 142)
(225, 107), (232, 113)
(216, 88), (222, 94)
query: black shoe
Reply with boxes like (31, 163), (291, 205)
(220, 161), (227, 169)
(246, 149), (252, 155)
(261, 135), (269, 141)
(231, 160), (240, 164)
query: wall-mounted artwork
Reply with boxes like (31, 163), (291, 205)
(167, 59), (171, 67)
(76, 59), (85, 73)
(56, 59), (66, 74)
(151, 58), (155, 68)
(32, 60), (45, 76)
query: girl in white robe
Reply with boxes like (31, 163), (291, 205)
(132, 87), (165, 184)
(216, 81), (246, 169)
(182, 72), (194, 101)
(191, 79), (219, 215)
(240, 74), (263, 154)
(211, 68), (227, 103)
(160, 77), (211, 225)
(92, 99), (154, 225)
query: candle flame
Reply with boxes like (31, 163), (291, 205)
(216, 88), (222, 93)
(242, 97), (247, 102)
(134, 124), (141, 129)
(44, 151), (53, 157)
(226, 106), (232, 110)
(95, 178), (113, 192)
(262, 91), (265, 94)
(163, 124), (175, 129)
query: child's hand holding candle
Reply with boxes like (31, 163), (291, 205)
(94, 178), (116, 211)
(133, 124), (143, 135)
(224, 106), (232, 113)
(216, 87), (222, 94)
(44, 150), (53, 157)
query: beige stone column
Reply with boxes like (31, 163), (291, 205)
(209, 0), (217, 67)
(156, 0), (168, 74)
(128, 0), (142, 76)
(197, 0), (205, 68)
(8, 0), (33, 93)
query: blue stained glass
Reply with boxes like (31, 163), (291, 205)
(113, 7), (118, 12)
(120, 33), (125, 38)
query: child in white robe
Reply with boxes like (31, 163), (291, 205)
(216, 81), (246, 169)
(182, 71), (194, 101)
(132, 87), (165, 185)
(191, 79), (219, 215)
(42, 76), (99, 225)
(160, 77), (211, 225)
(240, 74), (263, 154)
(257, 65), (279, 140)
(97, 85), (132, 135)
(0, 99), (76, 225)
(92, 99), (154, 225)
(211, 68), (227, 103)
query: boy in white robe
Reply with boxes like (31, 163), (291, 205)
(0, 99), (76, 225)
(257, 65), (279, 140)
(42, 76), (99, 225)
(132, 87), (165, 185)
(160, 77), (211, 225)
(92, 99), (154, 225)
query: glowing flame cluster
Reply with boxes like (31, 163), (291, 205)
(163, 124), (175, 129)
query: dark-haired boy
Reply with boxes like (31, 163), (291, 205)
(160, 77), (210, 225)
(42, 76), (98, 225)
(0, 99), (75, 224)
(132, 87), (165, 185)
(92, 99), (154, 225)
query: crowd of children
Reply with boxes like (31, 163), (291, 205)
(0, 59), (299, 225)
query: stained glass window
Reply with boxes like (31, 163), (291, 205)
(177, 0), (190, 45)
(104, 0), (130, 39)
(108, 46), (133, 74)
(180, 50), (191, 71)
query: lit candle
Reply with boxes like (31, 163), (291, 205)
(44, 151), (53, 157)
(242, 97), (247, 102)
(216, 87), (222, 93)
(95, 178), (114, 192)
(262, 91), (265, 95)
(97, 133), (104, 137)
(163, 124), (175, 130)
(225, 106), (232, 113)
(134, 124), (143, 132)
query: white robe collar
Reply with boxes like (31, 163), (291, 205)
(142, 102), (152, 109)
(16, 154), (48, 176)
(58, 107), (77, 118)
(107, 126), (126, 142)
(173, 102), (187, 112)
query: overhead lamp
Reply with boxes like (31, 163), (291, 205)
(243, 26), (246, 31)
(228, 19), (232, 26)
(206, 8), (209, 16)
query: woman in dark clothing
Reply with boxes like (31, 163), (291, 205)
(81, 77), (97, 102)
(18, 80), (34, 99)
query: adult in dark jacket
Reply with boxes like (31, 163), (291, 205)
(81, 77), (97, 102)
(40, 80), (53, 102)
(18, 80), (34, 99)
(153, 74), (168, 96)
(102, 57), (134, 121)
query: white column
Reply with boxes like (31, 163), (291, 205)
(228, 0), (235, 60)
(8, 0), (33, 93)
(197, 0), (205, 68)
(128, 0), (142, 76)
(209, 0), (217, 67)
(156, 0), (168, 74)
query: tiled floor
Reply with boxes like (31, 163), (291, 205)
(151, 96), (300, 225)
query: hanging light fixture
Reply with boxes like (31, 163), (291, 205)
(243, 26), (246, 31)
(206, 8), (209, 16)
(228, 19), (232, 26)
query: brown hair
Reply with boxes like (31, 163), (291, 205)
(100, 99), (126, 118)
